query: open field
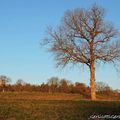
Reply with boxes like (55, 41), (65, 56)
(0, 92), (120, 120)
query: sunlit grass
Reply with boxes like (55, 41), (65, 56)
(0, 92), (120, 120)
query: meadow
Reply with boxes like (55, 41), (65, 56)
(0, 92), (120, 120)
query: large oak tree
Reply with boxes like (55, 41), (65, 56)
(43, 4), (120, 100)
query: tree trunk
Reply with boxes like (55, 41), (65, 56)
(90, 62), (96, 100)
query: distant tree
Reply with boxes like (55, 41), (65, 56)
(47, 77), (59, 93)
(59, 79), (70, 93)
(75, 82), (85, 92)
(16, 79), (26, 86)
(0, 75), (11, 92)
(96, 81), (112, 95)
(74, 82), (90, 97)
(15, 79), (26, 91)
(43, 4), (120, 100)
(40, 82), (49, 92)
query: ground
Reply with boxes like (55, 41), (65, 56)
(0, 92), (120, 120)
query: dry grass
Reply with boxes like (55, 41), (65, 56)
(0, 92), (119, 120)
(0, 92), (84, 100)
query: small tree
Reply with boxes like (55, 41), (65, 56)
(59, 79), (70, 93)
(75, 82), (90, 96)
(16, 79), (26, 86)
(43, 4), (120, 100)
(15, 79), (26, 92)
(47, 77), (59, 93)
(96, 81), (112, 95)
(0, 75), (11, 92)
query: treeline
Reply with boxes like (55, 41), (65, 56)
(0, 76), (90, 97)
(0, 75), (120, 98)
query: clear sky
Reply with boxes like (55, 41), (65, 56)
(0, 0), (120, 89)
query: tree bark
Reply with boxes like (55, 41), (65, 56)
(89, 40), (96, 100)
(90, 62), (96, 100)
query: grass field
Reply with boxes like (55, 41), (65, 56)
(0, 92), (120, 120)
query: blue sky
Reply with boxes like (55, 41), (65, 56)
(0, 0), (120, 89)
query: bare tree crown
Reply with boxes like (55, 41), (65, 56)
(44, 4), (120, 68)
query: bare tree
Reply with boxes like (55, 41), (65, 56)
(96, 81), (112, 93)
(0, 75), (11, 92)
(59, 79), (71, 93)
(16, 79), (26, 86)
(43, 4), (120, 100)
(47, 77), (59, 93)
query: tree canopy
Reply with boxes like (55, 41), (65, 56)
(43, 4), (120, 100)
